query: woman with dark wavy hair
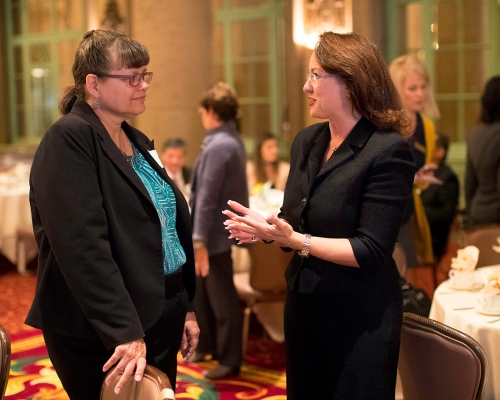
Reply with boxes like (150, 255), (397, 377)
(223, 32), (415, 399)
(246, 131), (290, 194)
(465, 76), (500, 227)
(25, 29), (199, 399)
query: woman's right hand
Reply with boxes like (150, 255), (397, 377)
(102, 338), (147, 395)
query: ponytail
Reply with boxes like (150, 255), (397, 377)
(59, 86), (78, 115)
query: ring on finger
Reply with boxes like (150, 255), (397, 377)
(250, 234), (256, 242)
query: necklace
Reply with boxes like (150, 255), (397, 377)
(331, 146), (338, 154)
(117, 129), (134, 162)
(122, 150), (134, 164)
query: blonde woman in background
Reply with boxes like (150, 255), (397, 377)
(246, 132), (290, 195)
(389, 54), (441, 276)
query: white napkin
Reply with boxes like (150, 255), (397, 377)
(451, 246), (479, 272)
(482, 272), (500, 295)
(492, 237), (500, 253)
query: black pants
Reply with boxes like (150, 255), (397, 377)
(43, 270), (188, 400)
(195, 251), (243, 368)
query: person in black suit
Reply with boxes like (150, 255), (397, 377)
(160, 137), (192, 199)
(224, 32), (415, 399)
(421, 133), (459, 260)
(25, 29), (199, 399)
(465, 75), (500, 228)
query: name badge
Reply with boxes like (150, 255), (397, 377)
(148, 149), (164, 168)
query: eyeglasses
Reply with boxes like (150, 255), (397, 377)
(305, 73), (335, 87)
(99, 71), (153, 87)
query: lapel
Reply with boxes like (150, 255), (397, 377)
(71, 100), (182, 207)
(306, 118), (377, 193)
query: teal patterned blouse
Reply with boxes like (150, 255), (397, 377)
(128, 144), (186, 274)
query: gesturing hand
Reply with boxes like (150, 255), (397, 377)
(223, 200), (295, 247)
(103, 338), (147, 395)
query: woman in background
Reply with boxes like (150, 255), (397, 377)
(465, 75), (500, 227)
(246, 131), (290, 195)
(389, 55), (441, 273)
(224, 32), (415, 399)
(26, 29), (198, 399)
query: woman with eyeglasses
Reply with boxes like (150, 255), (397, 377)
(25, 29), (199, 399)
(224, 32), (415, 399)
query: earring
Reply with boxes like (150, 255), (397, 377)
(93, 98), (101, 109)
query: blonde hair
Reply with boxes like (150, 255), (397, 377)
(389, 54), (440, 119)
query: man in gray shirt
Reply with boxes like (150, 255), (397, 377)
(189, 82), (248, 379)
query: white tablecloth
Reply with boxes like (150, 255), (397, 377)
(0, 182), (35, 264)
(430, 265), (500, 400)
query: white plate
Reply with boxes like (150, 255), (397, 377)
(449, 282), (484, 291)
(475, 304), (500, 316)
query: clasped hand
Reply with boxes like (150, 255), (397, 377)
(222, 200), (294, 246)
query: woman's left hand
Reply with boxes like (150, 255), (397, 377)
(223, 200), (295, 247)
(103, 338), (147, 395)
(180, 312), (200, 361)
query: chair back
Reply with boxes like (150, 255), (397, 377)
(459, 224), (500, 268)
(248, 242), (293, 297)
(398, 313), (488, 400)
(0, 325), (11, 400)
(100, 365), (174, 400)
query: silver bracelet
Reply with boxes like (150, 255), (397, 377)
(297, 234), (311, 258)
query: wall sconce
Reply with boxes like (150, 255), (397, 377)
(293, 0), (352, 49)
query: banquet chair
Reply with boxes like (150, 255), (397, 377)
(0, 324), (11, 400)
(398, 312), (488, 400)
(459, 224), (500, 268)
(233, 241), (293, 361)
(100, 364), (174, 400)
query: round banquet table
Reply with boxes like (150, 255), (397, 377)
(0, 181), (36, 270)
(429, 265), (500, 400)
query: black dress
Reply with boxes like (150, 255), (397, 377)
(280, 119), (415, 399)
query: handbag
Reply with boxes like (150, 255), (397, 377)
(400, 277), (432, 317)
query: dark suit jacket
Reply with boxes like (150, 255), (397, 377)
(421, 163), (459, 257)
(465, 121), (500, 227)
(282, 118), (415, 294)
(25, 100), (195, 350)
(181, 166), (192, 185)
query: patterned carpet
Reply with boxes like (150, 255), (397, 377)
(0, 263), (286, 400)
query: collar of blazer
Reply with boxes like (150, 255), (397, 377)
(70, 100), (186, 209)
(304, 117), (377, 186)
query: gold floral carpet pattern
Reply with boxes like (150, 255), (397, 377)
(0, 270), (286, 400)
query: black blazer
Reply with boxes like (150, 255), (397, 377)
(465, 121), (500, 227)
(282, 118), (415, 294)
(26, 100), (195, 350)
(181, 166), (192, 185)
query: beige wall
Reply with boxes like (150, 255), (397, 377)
(131, 0), (212, 167)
